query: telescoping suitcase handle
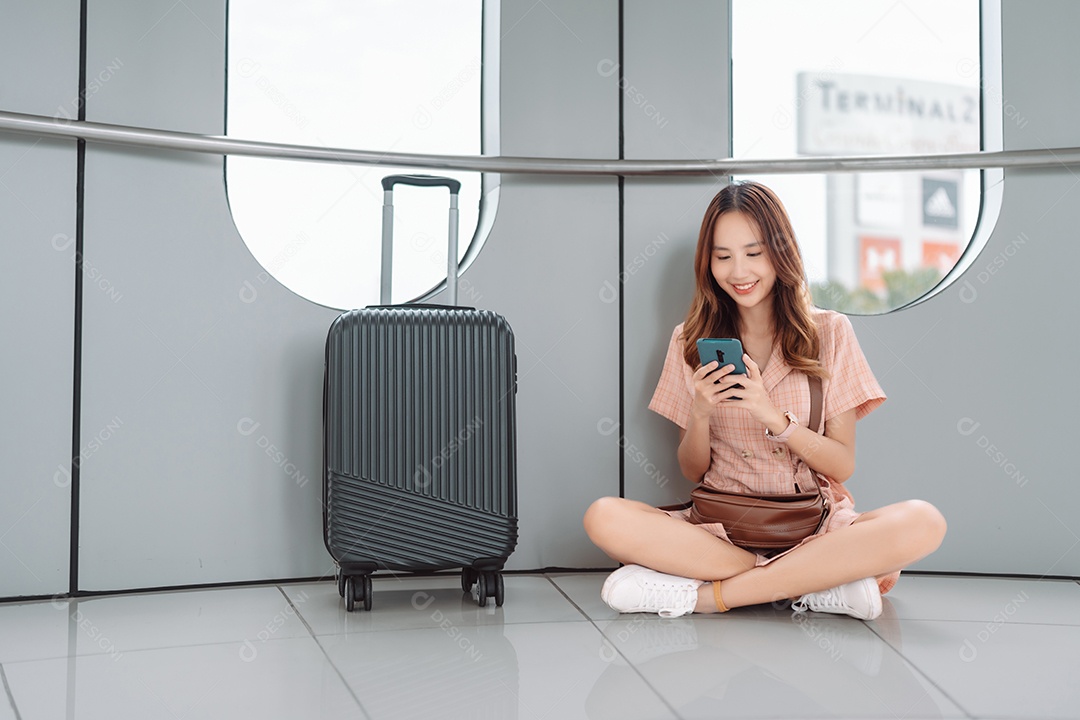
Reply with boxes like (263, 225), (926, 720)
(380, 174), (461, 306)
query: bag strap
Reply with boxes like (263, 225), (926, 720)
(795, 373), (826, 496)
(807, 374), (823, 435)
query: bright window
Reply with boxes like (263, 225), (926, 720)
(226, 1), (489, 309)
(732, 0), (983, 313)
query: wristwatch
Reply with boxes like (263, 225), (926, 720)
(765, 411), (799, 442)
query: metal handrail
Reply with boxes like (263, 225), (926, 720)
(2, 109), (1078, 175)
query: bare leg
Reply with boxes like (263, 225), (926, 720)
(583, 496), (758, 580)
(585, 497), (946, 615)
(700, 500), (947, 612)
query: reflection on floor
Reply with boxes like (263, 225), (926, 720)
(0, 573), (1076, 719)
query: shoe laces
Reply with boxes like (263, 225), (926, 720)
(794, 586), (843, 613)
(641, 580), (697, 618)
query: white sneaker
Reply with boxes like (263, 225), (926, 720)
(601, 565), (702, 618)
(791, 578), (882, 620)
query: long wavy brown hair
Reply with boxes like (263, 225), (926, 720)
(680, 181), (827, 379)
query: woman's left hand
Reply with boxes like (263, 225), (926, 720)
(721, 354), (785, 429)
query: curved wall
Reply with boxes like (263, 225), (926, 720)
(1, 0), (1078, 597)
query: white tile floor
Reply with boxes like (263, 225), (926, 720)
(1, 573), (1077, 719)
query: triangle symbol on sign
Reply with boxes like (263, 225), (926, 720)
(925, 187), (956, 218)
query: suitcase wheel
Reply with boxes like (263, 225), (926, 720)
(473, 571), (505, 608)
(475, 574), (488, 606)
(336, 572), (346, 598)
(461, 568), (478, 593)
(343, 575), (373, 612)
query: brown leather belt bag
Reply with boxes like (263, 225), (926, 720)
(677, 374), (829, 553)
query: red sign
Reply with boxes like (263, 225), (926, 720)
(922, 240), (960, 275)
(859, 236), (901, 292)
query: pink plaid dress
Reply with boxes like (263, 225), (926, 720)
(648, 308), (899, 594)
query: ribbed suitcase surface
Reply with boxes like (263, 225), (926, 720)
(323, 305), (517, 571)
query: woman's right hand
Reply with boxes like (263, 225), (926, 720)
(690, 361), (739, 420)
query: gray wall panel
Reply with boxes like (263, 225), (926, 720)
(621, 179), (718, 508)
(1001, 0), (1078, 151)
(0, 0), (79, 598)
(85, 0), (224, 132)
(499, 0), (617, 159)
(431, 0), (621, 568)
(622, 0), (730, 162)
(622, 2), (730, 509)
(0, 0), (80, 118)
(0, 137), (76, 597)
(440, 177), (619, 569)
(78, 144), (336, 589)
(77, 0), (338, 589)
(851, 167), (1078, 574)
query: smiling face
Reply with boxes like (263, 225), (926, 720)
(710, 210), (777, 312)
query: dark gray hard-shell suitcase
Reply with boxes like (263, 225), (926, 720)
(323, 175), (517, 611)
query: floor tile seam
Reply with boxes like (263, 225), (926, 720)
(0, 665), (23, 720)
(12, 583), (300, 608)
(601, 610), (795, 625)
(0, 617), (316, 666)
(287, 575), (585, 600)
(806, 630), (975, 720)
(540, 574), (785, 625)
(863, 621), (977, 720)
(1, 572), (1071, 608)
(321, 571), (559, 589)
(0, 633), (324, 668)
(733, 715), (963, 720)
(306, 633), (376, 720)
(878, 617), (1080, 629)
(3, 636), (373, 720)
(542, 573), (609, 623)
(275, 585), (320, 641)
(306, 615), (606, 639)
(899, 571), (1080, 582)
(541, 575), (685, 720)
